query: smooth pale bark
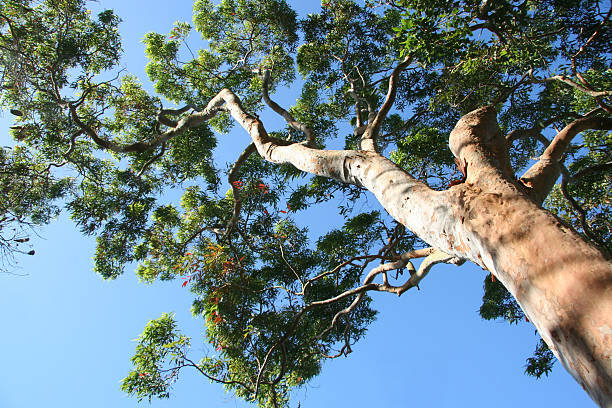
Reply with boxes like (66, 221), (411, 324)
(521, 115), (612, 205)
(445, 181), (612, 407)
(216, 90), (612, 406)
(443, 108), (612, 407)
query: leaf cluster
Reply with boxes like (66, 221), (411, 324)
(1, 1), (610, 406)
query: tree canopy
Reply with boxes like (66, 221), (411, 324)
(1, 0), (610, 406)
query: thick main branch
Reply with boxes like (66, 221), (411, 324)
(521, 115), (612, 204)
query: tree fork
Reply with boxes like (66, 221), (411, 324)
(222, 90), (612, 406)
(445, 107), (612, 407)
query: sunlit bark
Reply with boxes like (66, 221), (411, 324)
(224, 93), (612, 406)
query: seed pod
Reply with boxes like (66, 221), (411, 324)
(10, 109), (23, 116)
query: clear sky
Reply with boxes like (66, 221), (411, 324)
(0, 1), (595, 407)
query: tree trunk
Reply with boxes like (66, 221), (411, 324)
(439, 107), (612, 407)
(446, 183), (612, 407)
(333, 130), (612, 407)
(440, 107), (612, 407)
(223, 92), (612, 406)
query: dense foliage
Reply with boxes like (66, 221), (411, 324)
(1, 0), (609, 406)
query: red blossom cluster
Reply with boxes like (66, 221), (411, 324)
(231, 179), (270, 194)
(256, 182), (269, 193)
(207, 310), (223, 325)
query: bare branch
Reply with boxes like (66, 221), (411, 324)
(278, 243), (305, 291)
(505, 112), (581, 143)
(182, 356), (254, 392)
(393, 250), (463, 295)
(343, 73), (365, 129)
(67, 94), (227, 154)
(253, 279), (384, 399)
(260, 70), (315, 146)
(537, 75), (612, 99)
(136, 142), (166, 177)
(571, 7), (611, 77)
(559, 165), (610, 256)
(315, 248), (462, 342)
(156, 104), (196, 128)
(360, 56), (412, 152)
(521, 114), (612, 203)
(303, 254), (390, 293)
(380, 108), (428, 143)
(224, 143), (257, 237)
(569, 7), (612, 114)
(568, 161), (612, 182)
(491, 69), (532, 105)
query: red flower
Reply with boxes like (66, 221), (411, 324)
(182, 280), (188, 287)
(232, 181), (243, 189)
(263, 209), (269, 215)
(280, 210), (287, 214)
(256, 183), (269, 193)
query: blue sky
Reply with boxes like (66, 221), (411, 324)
(0, 1), (595, 407)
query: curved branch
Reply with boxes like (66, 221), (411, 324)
(521, 114), (612, 204)
(568, 161), (612, 182)
(68, 87), (434, 240)
(571, 7), (611, 72)
(279, 243), (305, 290)
(571, 6), (612, 115)
(491, 68), (532, 105)
(156, 104), (196, 128)
(42, 128), (85, 173)
(559, 165), (610, 256)
(361, 247), (462, 296)
(136, 142), (166, 177)
(182, 356), (253, 392)
(536, 75), (612, 99)
(253, 280), (384, 398)
(66, 86), (445, 261)
(68, 94), (227, 154)
(224, 143), (257, 237)
(393, 249), (463, 295)
(303, 254), (391, 293)
(505, 112), (581, 143)
(260, 70), (315, 146)
(315, 248), (462, 342)
(361, 56), (412, 152)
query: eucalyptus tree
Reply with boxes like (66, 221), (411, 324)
(1, 0), (610, 407)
